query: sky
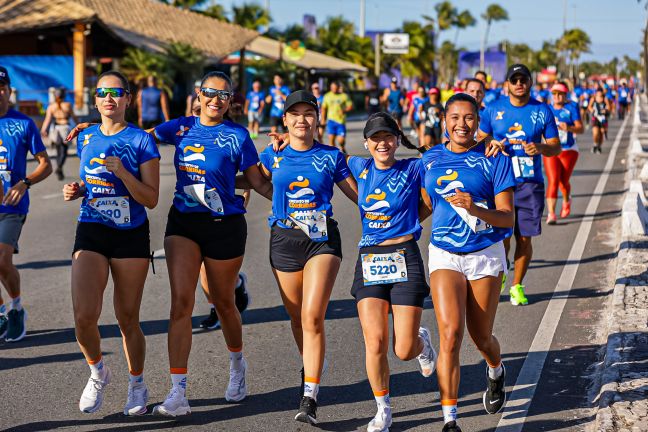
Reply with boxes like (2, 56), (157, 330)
(211, 0), (646, 62)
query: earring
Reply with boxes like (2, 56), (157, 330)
(364, 141), (368, 150)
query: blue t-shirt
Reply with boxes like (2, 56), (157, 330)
(315, 94), (324, 110)
(411, 96), (429, 122)
(269, 85), (290, 117)
(78, 125), (160, 229)
(387, 89), (405, 114)
(422, 143), (516, 253)
(141, 87), (162, 122)
(259, 143), (350, 233)
(0, 109), (47, 215)
(246, 90), (265, 112)
(154, 116), (259, 216)
(550, 102), (581, 151)
(348, 157), (422, 247)
(483, 89), (500, 106)
(479, 97), (559, 184)
(618, 87), (630, 103)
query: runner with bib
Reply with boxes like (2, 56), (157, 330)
(348, 112), (437, 432)
(259, 90), (358, 425)
(588, 89), (612, 154)
(63, 71), (160, 415)
(151, 71), (272, 417)
(478, 64), (560, 306)
(266, 74), (290, 134)
(545, 82), (584, 224)
(321, 81), (353, 153)
(421, 93), (516, 432)
(244, 80), (265, 139)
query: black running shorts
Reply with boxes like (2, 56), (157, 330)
(73, 220), (151, 259)
(164, 205), (247, 260)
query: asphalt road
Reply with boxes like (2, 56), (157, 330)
(0, 115), (629, 432)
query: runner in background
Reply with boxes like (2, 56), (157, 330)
(382, 77), (405, 128)
(365, 79), (382, 117)
(321, 81), (353, 153)
(311, 82), (325, 141)
(483, 81), (501, 107)
(423, 87), (444, 147)
(266, 74), (290, 134)
(348, 113), (437, 432)
(421, 93), (515, 432)
(63, 70), (160, 415)
(474, 70), (488, 86)
(407, 85), (428, 147)
(588, 88), (612, 154)
(244, 80), (265, 139)
(465, 79), (486, 112)
(440, 83), (455, 105)
(478, 64), (560, 307)
(579, 83), (593, 125)
(545, 81), (584, 224)
(41, 87), (78, 180)
(0, 66), (53, 343)
(137, 76), (170, 129)
(617, 80), (630, 120)
(185, 81), (201, 117)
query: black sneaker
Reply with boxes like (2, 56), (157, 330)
(5, 308), (27, 342)
(234, 272), (250, 313)
(442, 420), (462, 431)
(0, 314), (7, 339)
(300, 367), (305, 398)
(483, 363), (506, 414)
(295, 396), (318, 424)
(200, 308), (220, 330)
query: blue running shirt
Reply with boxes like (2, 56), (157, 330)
(348, 157), (423, 247)
(155, 116), (259, 216)
(480, 97), (559, 184)
(0, 109), (47, 215)
(78, 125), (160, 229)
(411, 96), (429, 122)
(246, 90), (265, 112)
(550, 102), (581, 151)
(269, 85), (291, 117)
(422, 143), (516, 253)
(259, 143), (350, 239)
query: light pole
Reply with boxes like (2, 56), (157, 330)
(359, 0), (366, 37)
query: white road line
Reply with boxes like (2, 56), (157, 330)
(42, 192), (63, 200)
(495, 113), (630, 431)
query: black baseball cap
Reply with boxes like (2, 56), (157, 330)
(0, 66), (10, 85)
(363, 112), (401, 139)
(283, 90), (319, 114)
(506, 64), (532, 82)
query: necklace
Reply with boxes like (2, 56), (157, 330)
(449, 139), (479, 153)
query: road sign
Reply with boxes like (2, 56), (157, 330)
(382, 33), (409, 54)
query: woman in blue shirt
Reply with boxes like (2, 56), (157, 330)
(259, 90), (357, 425)
(420, 94), (516, 432)
(63, 71), (160, 416)
(347, 112), (437, 432)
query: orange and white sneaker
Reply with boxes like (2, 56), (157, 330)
(560, 200), (572, 218)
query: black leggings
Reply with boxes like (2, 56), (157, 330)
(55, 143), (68, 170)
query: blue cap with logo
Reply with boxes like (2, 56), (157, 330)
(0, 66), (10, 85)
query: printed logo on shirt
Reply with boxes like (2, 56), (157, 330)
(361, 188), (392, 228)
(358, 168), (368, 180)
(505, 123), (527, 144)
(286, 175), (316, 209)
(82, 134), (93, 146)
(176, 125), (189, 136)
(178, 144), (206, 182)
(496, 111), (504, 120)
(84, 153), (108, 175)
(530, 110), (546, 125)
(272, 156), (283, 168)
(0, 139), (7, 165)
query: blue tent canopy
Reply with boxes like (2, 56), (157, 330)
(0, 56), (74, 106)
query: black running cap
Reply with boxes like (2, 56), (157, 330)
(506, 64), (532, 82)
(283, 90), (319, 114)
(363, 113), (401, 139)
(0, 66), (9, 85)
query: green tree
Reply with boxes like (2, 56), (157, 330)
(230, 3), (271, 93)
(453, 10), (476, 44)
(437, 41), (463, 84)
(202, 3), (228, 21)
(165, 42), (205, 90)
(121, 47), (171, 92)
(535, 41), (559, 70)
(621, 54), (642, 77)
(394, 20), (436, 79)
(557, 28), (591, 79)
(480, 4), (509, 69)
(158, 0), (208, 10)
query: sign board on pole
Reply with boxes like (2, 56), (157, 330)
(382, 33), (409, 54)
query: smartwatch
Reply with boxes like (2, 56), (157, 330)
(21, 178), (32, 189)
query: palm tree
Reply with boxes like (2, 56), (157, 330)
(395, 20), (436, 80)
(453, 10), (476, 45)
(231, 3), (271, 93)
(480, 4), (509, 69)
(557, 28), (591, 79)
(202, 3), (228, 21)
(158, 0), (209, 10)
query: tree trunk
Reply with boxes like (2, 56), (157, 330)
(238, 47), (247, 96)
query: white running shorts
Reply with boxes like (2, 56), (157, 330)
(428, 241), (507, 281)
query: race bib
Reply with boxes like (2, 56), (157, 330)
(473, 201), (492, 233)
(289, 210), (328, 241)
(362, 251), (408, 285)
(184, 184), (224, 214)
(596, 114), (606, 123)
(512, 156), (535, 179)
(558, 129), (568, 145)
(89, 196), (131, 226)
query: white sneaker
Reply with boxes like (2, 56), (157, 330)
(152, 386), (191, 417)
(79, 366), (112, 413)
(417, 327), (437, 377)
(123, 382), (149, 416)
(225, 357), (247, 402)
(367, 406), (392, 432)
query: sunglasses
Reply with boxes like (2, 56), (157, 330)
(96, 87), (129, 98)
(200, 87), (233, 100)
(508, 76), (530, 85)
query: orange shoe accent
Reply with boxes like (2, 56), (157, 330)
(87, 356), (102, 365)
(227, 346), (242, 353)
(441, 399), (458, 406)
(129, 369), (143, 376)
(170, 367), (187, 374)
(373, 389), (389, 397)
(304, 376), (320, 384)
(560, 200), (572, 218)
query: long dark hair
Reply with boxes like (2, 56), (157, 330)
(199, 71), (241, 122)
